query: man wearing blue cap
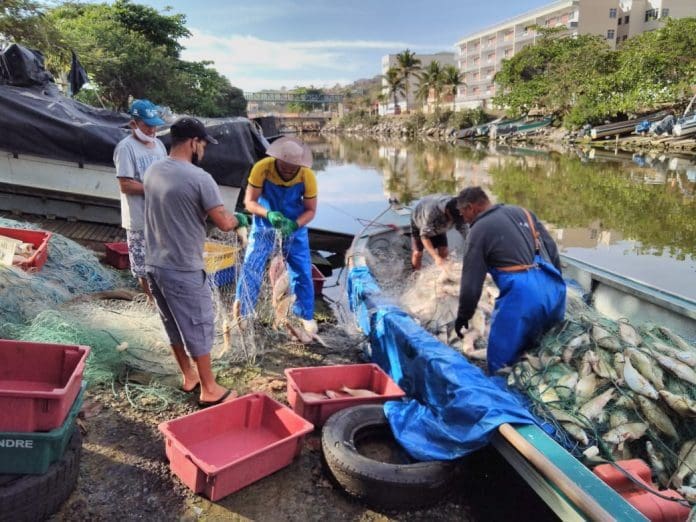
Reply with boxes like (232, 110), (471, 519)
(113, 99), (167, 301)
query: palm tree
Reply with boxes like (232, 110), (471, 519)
(383, 67), (406, 115)
(442, 64), (465, 108)
(416, 61), (444, 112)
(395, 49), (421, 113)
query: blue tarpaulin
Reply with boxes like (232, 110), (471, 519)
(347, 265), (538, 461)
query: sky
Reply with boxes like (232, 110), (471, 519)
(131, 0), (553, 92)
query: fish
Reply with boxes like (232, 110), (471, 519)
(547, 406), (588, 427)
(592, 325), (622, 352)
(623, 357), (659, 399)
(466, 348), (488, 360)
(341, 386), (380, 398)
(461, 329), (481, 355)
(325, 389), (350, 399)
(575, 373), (598, 404)
(537, 384), (560, 404)
(612, 353), (625, 379)
(659, 390), (696, 417)
(650, 340), (696, 367)
(555, 372), (579, 400)
(235, 225), (248, 247)
(523, 354), (543, 371)
(618, 319), (642, 346)
(562, 422), (589, 446)
(563, 333), (590, 363)
(672, 439), (696, 488)
(657, 326), (696, 354)
(626, 348), (665, 389)
(651, 351), (696, 385)
(588, 349), (618, 381)
(609, 410), (630, 429)
(678, 486), (696, 502)
(635, 396), (678, 439)
(602, 422), (648, 450)
(614, 394), (635, 409)
(646, 441), (670, 489)
(578, 388), (615, 422)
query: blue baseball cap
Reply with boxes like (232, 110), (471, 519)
(129, 99), (165, 126)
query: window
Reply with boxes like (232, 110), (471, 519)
(662, 8), (669, 18)
(622, 35), (628, 41)
(504, 48), (512, 57)
(624, 15), (629, 23)
(618, 17), (622, 25)
(645, 8), (658, 22)
(607, 29), (615, 39)
(609, 8), (617, 18)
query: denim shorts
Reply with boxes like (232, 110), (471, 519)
(147, 268), (215, 357)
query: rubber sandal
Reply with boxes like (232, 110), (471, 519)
(180, 382), (200, 394)
(197, 389), (236, 408)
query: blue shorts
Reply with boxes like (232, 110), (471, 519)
(126, 230), (147, 278)
(147, 268), (215, 358)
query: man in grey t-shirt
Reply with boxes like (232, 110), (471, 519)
(113, 99), (167, 301)
(410, 194), (468, 270)
(144, 117), (247, 407)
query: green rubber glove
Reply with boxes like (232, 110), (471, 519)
(266, 210), (285, 228)
(234, 212), (249, 229)
(280, 217), (299, 237)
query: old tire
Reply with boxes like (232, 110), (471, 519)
(321, 405), (457, 510)
(0, 428), (82, 522)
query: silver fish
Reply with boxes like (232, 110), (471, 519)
(646, 441), (670, 489)
(658, 326), (696, 354)
(626, 348), (664, 390)
(618, 319), (642, 346)
(589, 349), (618, 381)
(609, 410), (630, 429)
(563, 333), (590, 363)
(579, 388), (615, 422)
(592, 325), (622, 352)
(612, 353), (625, 379)
(556, 372), (579, 400)
(302, 391), (328, 401)
(341, 386), (379, 398)
(677, 486), (696, 503)
(623, 357), (659, 399)
(602, 422), (648, 449)
(635, 396), (678, 439)
(562, 422), (589, 446)
(659, 390), (696, 417)
(651, 340), (696, 367)
(673, 439), (696, 488)
(575, 373), (598, 404)
(651, 351), (696, 385)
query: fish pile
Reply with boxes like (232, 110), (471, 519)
(400, 261), (497, 361)
(506, 317), (696, 500)
(301, 386), (380, 401)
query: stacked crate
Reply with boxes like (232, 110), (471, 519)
(0, 340), (90, 475)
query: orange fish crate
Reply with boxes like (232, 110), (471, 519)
(0, 226), (52, 271)
(284, 363), (406, 427)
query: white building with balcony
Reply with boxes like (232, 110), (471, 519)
(455, 0), (696, 109)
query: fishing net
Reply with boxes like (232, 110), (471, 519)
(368, 240), (696, 502)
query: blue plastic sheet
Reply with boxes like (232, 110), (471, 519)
(348, 265), (538, 461)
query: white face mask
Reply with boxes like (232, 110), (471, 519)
(134, 126), (157, 144)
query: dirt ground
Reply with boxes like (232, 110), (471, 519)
(45, 319), (558, 522)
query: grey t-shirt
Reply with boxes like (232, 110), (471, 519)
(113, 135), (167, 231)
(144, 158), (224, 271)
(411, 194), (467, 237)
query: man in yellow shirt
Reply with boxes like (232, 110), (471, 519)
(234, 137), (318, 333)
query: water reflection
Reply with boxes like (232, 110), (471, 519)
(309, 135), (696, 298)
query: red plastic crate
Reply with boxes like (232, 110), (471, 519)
(593, 459), (691, 522)
(284, 363), (406, 427)
(104, 242), (129, 270)
(158, 393), (313, 501)
(311, 264), (326, 295)
(0, 339), (90, 432)
(0, 226), (51, 271)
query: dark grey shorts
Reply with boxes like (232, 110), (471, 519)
(147, 268), (215, 358)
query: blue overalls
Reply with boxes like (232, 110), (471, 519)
(235, 159), (315, 320)
(486, 210), (566, 373)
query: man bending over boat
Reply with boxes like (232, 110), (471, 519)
(233, 136), (318, 335)
(144, 118), (246, 407)
(113, 99), (167, 302)
(454, 187), (566, 373)
(410, 194), (468, 270)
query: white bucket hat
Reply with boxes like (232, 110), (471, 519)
(266, 136), (313, 168)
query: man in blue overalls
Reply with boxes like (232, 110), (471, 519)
(234, 137), (318, 334)
(454, 187), (566, 373)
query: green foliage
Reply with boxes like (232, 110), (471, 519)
(395, 49), (421, 111)
(44, 1), (244, 116)
(426, 108), (452, 126)
(404, 111), (427, 133)
(383, 67), (406, 111)
(494, 18), (696, 128)
(286, 86), (324, 113)
(416, 60), (444, 106)
(447, 107), (488, 129)
(0, 0), (66, 64)
(336, 109), (379, 128)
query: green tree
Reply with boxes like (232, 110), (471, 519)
(442, 64), (464, 101)
(0, 0), (65, 64)
(416, 60), (444, 110)
(286, 86), (324, 113)
(383, 67), (406, 114)
(395, 49), (421, 113)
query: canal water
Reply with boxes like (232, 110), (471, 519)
(306, 134), (696, 301)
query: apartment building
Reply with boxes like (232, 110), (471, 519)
(379, 52), (455, 116)
(455, 0), (696, 109)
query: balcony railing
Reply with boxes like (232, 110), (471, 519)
(465, 63), (481, 72)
